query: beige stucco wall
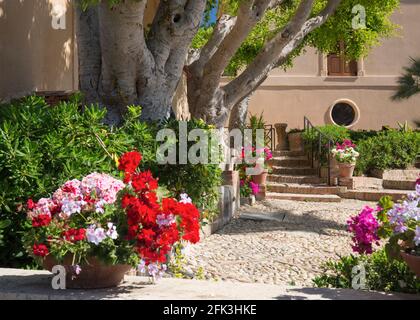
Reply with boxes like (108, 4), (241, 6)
(0, 0), (76, 100)
(247, 0), (420, 130)
(0, 0), (159, 101)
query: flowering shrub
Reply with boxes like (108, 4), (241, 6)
(347, 176), (420, 258)
(347, 206), (380, 254)
(331, 140), (360, 164)
(237, 146), (272, 197)
(23, 151), (200, 279)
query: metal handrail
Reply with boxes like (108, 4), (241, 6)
(303, 116), (335, 186)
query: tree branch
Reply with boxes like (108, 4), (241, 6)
(199, 0), (272, 80)
(189, 14), (238, 68)
(224, 0), (342, 109)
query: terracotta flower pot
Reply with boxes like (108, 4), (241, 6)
(288, 132), (304, 152)
(400, 251), (420, 277)
(338, 163), (355, 178)
(43, 255), (131, 289)
(252, 170), (268, 185)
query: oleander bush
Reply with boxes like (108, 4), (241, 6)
(313, 249), (420, 294)
(153, 118), (222, 224)
(0, 96), (223, 268)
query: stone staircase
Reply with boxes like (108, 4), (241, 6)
(266, 150), (343, 202)
(265, 149), (418, 203)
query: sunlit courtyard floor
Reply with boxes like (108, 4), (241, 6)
(184, 199), (376, 287)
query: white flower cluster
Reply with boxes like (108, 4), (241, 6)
(331, 147), (360, 164)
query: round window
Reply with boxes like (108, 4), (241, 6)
(330, 102), (356, 126)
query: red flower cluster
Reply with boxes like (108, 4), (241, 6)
(32, 214), (52, 228)
(62, 228), (86, 243)
(120, 151), (200, 265)
(118, 151), (142, 182)
(33, 244), (49, 257)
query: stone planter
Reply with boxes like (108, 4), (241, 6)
(288, 132), (304, 152)
(252, 170), (268, 186)
(400, 251), (420, 277)
(43, 255), (131, 289)
(338, 163), (355, 179)
(274, 123), (288, 150)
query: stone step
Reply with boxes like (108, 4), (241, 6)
(266, 192), (342, 203)
(273, 150), (306, 157)
(272, 166), (318, 176)
(267, 183), (346, 195)
(383, 179), (416, 190)
(269, 157), (311, 168)
(267, 174), (324, 184)
(341, 189), (412, 202)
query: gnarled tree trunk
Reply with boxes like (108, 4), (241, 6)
(228, 94), (251, 131)
(75, 0), (206, 124)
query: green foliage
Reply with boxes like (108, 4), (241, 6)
(393, 57), (420, 100)
(349, 129), (380, 144)
(355, 130), (420, 174)
(0, 96), (155, 267)
(302, 125), (350, 165)
(193, 0), (399, 76)
(313, 249), (420, 294)
(309, 0), (400, 60)
(0, 96), (223, 268)
(151, 118), (222, 224)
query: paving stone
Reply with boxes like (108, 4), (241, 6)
(183, 199), (377, 287)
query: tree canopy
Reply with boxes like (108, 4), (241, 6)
(75, 0), (400, 127)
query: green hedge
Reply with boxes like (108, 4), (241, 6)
(301, 124), (420, 173)
(355, 130), (420, 175)
(301, 125), (350, 165)
(0, 96), (222, 268)
(313, 249), (420, 294)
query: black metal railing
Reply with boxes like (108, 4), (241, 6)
(303, 116), (334, 186)
(264, 124), (275, 151)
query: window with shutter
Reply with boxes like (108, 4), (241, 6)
(327, 41), (358, 76)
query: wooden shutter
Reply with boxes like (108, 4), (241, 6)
(327, 41), (358, 76)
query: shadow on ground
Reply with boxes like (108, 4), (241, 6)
(217, 207), (348, 236)
(0, 274), (152, 300)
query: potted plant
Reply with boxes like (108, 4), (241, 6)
(331, 140), (360, 178)
(383, 179), (420, 276)
(251, 147), (273, 185)
(347, 176), (420, 277)
(237, 146), (273, 202)
(287, 129), (304, 152)
(23, 151), (201, 289)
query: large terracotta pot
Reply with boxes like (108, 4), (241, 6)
(288, 132), (304, 151)
(400, 252), (420, 277)
(338, 163), (355, 178)
(43, 255), (131, 289)
(252, 170), (268, 185)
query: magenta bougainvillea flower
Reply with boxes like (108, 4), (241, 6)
(347, 206), (380, 254)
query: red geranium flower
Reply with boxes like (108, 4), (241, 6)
(33, 244), (49, 257)
(32, 214), (52, 228)
(118, 151), (142, 175)
(27, 199), (36, 210)
(63, 228), (86, 242)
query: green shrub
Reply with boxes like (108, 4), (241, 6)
(0, 96), (223, 268)
(356, 130), (420, 174)
(0, 96), (156, 267)
(302, 125), (350, 165)
(349, 130), (381, 144)
(152, 118), (222, 223)
(313, 249), (420, 294)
